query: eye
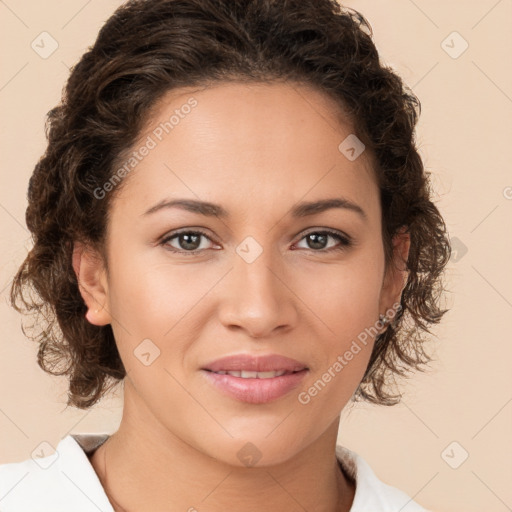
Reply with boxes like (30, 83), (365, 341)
(160, 229), (216, 255)
(294, 229), (352, 253)
(159, 228), (352, 256)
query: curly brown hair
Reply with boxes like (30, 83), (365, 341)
(10, 0), (451, 410)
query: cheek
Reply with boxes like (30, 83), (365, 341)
(291, 255), (383, 411)
(105, 251), (222, 374)
(291, 253), (384, 342)
(106, 241), (207, 328)
(296, 282), (380, 420)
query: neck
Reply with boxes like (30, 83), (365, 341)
(90, 383), (355, 512)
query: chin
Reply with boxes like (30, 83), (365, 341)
(198, 431), (307, 469)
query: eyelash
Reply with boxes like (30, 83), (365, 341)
(159, 228), (353, 257)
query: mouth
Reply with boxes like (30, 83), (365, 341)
(204, 369), (305, 379)
(201, 353), (309, 374)
(200, 353), (309, 403)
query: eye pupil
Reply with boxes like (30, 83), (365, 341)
(307, 233), (328, 250)
(163, 229), (348, 255)
(180, 233), (201, 250)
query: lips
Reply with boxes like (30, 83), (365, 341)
(201, 354), (310, 403)
(212, 370), (288, 378)
(202, 353), (308, 373)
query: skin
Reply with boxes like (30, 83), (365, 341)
(73, 81), (410, 512)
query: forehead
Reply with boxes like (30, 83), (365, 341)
(110, 81), (378, 223)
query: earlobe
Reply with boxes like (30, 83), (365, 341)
(378, 227), (411, 322)
(393, 227), (411, 275)
(72, 241), (111, 326)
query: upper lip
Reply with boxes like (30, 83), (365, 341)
(202, 354), (308, 373)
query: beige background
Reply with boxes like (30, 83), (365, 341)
(1, 1), (511, 511)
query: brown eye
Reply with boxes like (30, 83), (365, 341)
(294, 230), (352, 252)
(160, 228), (352, 257)
(160, 230), (215, 255)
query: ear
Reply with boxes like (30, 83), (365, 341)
(72, 241), (111, 326)
(378, 227), (410, 323)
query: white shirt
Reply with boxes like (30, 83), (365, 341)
(0, 434), (429, 511)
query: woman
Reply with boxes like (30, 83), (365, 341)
(0, 0), (450, 510)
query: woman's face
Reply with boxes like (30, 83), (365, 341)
(78, 81), (408, 466)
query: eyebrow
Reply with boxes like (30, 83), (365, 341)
(142, 197), (367, 221)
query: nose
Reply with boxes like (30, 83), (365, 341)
(217, 245), (298, 339)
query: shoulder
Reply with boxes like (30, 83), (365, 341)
(335, 445), (430, 512)
(0, 434), (113, 512)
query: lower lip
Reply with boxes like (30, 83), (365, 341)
(201, 369), (309, 404)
